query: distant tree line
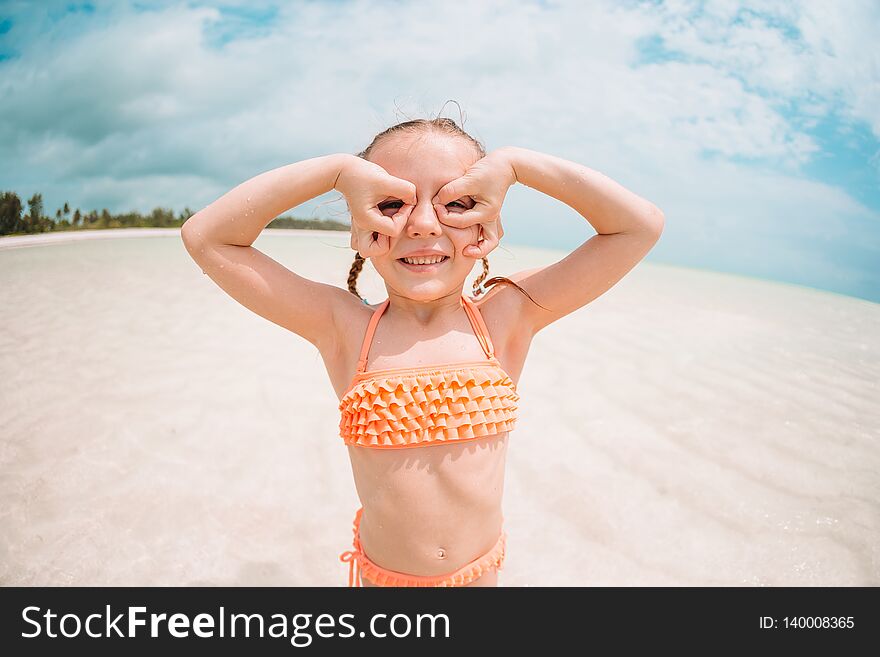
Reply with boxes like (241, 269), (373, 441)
(0, 190), (350, 237)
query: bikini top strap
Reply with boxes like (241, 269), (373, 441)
(460, 294), (495, 360)
(356, 298), (390, 373)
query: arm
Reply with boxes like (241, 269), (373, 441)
(180, 153), (356, 353)
(496, 146), (664, 334)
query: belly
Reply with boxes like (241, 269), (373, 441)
(346, 433), (508, 576)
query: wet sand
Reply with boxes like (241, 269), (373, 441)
(1, 229), (877, 586)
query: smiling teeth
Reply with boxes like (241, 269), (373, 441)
(402, 255), (446, 265)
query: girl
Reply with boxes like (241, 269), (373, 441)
(181, 117), (664, 587)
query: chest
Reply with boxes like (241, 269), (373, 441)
(323, 294), (532, 402)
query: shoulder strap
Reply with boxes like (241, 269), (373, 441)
(356, 299), (390, 373)
(460, 294), (495, 359)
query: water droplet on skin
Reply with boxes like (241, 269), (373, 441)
(246, 197), (251, 202)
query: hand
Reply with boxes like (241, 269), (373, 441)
(335, 156), (417, 258)
(431, 148), (516, 258)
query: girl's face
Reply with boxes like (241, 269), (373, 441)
(358, 133), (483, 302)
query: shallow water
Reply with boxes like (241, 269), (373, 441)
(1, 229), (878, 585)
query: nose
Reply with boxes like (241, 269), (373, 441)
(404, 198), (443, 238)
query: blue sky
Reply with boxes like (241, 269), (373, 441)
(1, 0), (878, 302)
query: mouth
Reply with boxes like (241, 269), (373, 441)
(396, 255), (450, 272)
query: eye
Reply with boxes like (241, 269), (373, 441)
(449, 196), (477, 209)
(378, 200), (468, 211)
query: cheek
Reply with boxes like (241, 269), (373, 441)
(446, 226), (479, 255)
(369, 255), (394, 276)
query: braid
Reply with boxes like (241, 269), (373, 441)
(472, 256), (490, 296)
(347, 252), (366, 301)
(470, 254), (549, 310)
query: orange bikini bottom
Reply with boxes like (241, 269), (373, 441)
(339, 506), (507, 587)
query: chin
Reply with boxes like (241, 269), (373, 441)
(396, 281), (452, 299)
(383, 274), (465, 299)
(374, 261), (473, 300)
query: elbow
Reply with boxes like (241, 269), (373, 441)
(180, 223), (194, 249)
(180, 222), (198, 257)
(180, 218), (208, 261)
(180, 214), (203, 246)
(625, 204), (664, 239)
(645, 204), (665, 235)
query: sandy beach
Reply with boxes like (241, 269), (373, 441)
(1, 228), (877, 586)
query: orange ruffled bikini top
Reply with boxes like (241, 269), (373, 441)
(338, 293), (520, 449)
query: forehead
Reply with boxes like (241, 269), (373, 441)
(369, 132), (480, 190)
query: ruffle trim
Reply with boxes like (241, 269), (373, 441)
(342, 535), (506, 587)
(339, 366), (520, 448)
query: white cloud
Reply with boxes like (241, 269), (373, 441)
(639, 0), (880, 135)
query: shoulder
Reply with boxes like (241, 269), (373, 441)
(318, 291), (386, 400)
(332, 288), (380, 332)
(470, 281), (533, 354)
(472, 268), (542, 318)
(317, 287), (374, 359)
(477, 265), (550, 337)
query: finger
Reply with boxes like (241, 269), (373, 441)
(388, 177), (418, 206)
(432, 176), (474, 207)
(354, 213), (392, 257)
(388, 202), (414, 236)
(356, 227), (390, 258)
(433, 202), (450, 225)
(465, 220), (501, 258)
(462, 222), (483, 258)
(479, 220), (501, 255)
(434, 203), (482, 230)
(434, 204), (490, 230)
(363, 206), (404, 239)
(461, 224), (481, 257)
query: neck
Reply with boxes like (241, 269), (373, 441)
(383, 288), (465, 326)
